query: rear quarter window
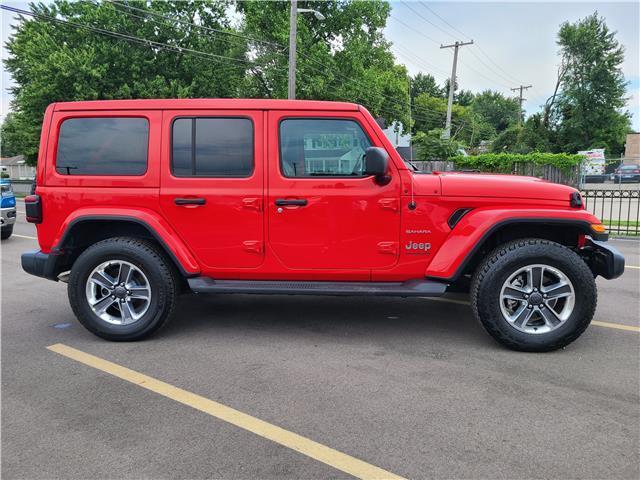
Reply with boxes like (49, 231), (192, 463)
(56, 117), (149, 176)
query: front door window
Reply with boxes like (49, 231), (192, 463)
(279, 119), (372, 177)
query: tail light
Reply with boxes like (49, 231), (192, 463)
(24, 195), (42, 224)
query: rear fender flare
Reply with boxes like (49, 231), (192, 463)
(53, 208), (200, 277)
(425, 208), (602, 281)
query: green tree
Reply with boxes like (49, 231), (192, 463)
(409, 72), (442, 101)
(4, 0), (249, 164)
(0, 112), (30, 158)
(554, 12), (631, 154)
(491, 114), (557, 154)
(470, 90), (520, 133)
(413, 128), (460, 161)
(238, 0), (410, 128)
(455, 89), (474, 107)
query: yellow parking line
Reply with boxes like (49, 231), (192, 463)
(12, 234), (37, 240)
(46, 343), (406, 480)
(591, 321), (640, 332)
(424, 298), (639, 333)
(627, 265), (640, 270)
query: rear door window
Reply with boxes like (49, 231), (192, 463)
(171, 117), (254, 177)
(56, 117), (149, 175)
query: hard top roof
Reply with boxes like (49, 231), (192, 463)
(53, 98), (360, 112)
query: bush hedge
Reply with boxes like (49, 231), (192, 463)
(448, 153), (584, 173)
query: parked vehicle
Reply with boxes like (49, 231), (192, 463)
(579, 149), (607, 183)
(1, 179), (17, 239)
(611, 164), (640, 183)
(22, 99), (625, 351)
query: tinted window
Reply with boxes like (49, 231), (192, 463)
(279, 119), (372, 177)
(56, 118), (148, 175)
(171, 118), (254, 177)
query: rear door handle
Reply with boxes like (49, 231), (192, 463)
(275, 199), (308, 207)
(174, 198), (206, 206)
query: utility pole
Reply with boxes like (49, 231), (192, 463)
(287, 1), (325, 100)
(511, 84), (532, 125)
(440, 40), (473, 139)
(288, 0), (298, 100)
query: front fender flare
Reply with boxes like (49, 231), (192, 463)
(425, 208), (602, 281)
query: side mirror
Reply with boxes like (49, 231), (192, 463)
(364, 147), (391, 185)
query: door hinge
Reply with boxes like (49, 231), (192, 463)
(242, 198), (263, 212)
(377, 241), (398, 255)
(378, 198), (399, 212)
(243, 240), (263, 254)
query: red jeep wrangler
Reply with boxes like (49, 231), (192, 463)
(22, 99), (624, 351)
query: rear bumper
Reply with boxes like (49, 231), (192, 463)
(21, 250), (59, 281)
(582, 238), (625, 280)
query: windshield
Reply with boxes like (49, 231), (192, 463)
(1, 183), (14, 196)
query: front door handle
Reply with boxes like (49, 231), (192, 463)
(275, 199), (308, 207)
(174, 198), (206, 206)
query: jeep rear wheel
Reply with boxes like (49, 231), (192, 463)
(471, 238), (597, 352)
(68, 237), (178, 341)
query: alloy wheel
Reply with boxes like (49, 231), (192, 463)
(85, 260), (151, 325)
(499, 264), (575, 334)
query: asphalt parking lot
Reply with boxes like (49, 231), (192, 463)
(2, 204), (639, 479)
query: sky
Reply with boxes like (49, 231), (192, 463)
(1, 0), (639, 133)
(384, 0), (639, 131)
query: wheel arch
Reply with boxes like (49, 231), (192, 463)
(427, 215), (602, 283)
(51, 215), (199, 279)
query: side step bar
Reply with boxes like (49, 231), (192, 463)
(187, 278), (448, 297)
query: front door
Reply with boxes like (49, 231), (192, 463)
(160, 110), (264, 270)
(267, 111), (401, 272)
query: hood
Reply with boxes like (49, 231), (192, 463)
(432, 172), (577, 201)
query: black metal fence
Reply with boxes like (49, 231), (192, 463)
(581, 189), (640, 236)
(411, 161), (581, 187)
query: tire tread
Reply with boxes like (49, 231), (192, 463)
(68, 236), (178, 341)
(470, 238), (597, 352)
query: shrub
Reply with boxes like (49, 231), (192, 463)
(448, 152), (583, 173)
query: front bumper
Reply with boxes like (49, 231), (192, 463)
(21, 250), (60, 281)
(582, 238), (625, 280)
(1, 207), (17, 227)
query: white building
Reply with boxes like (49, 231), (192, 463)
(0, 155), (35, 179)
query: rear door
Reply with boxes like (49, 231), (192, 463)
(267, 111), (401, 272)
(160, 110), (264, 270)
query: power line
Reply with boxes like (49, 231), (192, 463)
(420, 3), (472, 42)
(388, 14), (440, 46)
(412, 3), (528, 90)
(111, 3), (459, 125)
(400, 1), (457, 42)
(1, 4), (254, 66)
(3, 3), (473, 136)
(112, 2), (285, 50)
(391, 41), (451, 80)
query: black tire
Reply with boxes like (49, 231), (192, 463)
(471, 238), (597, 352)
(1, 225), (13, 240)
(68, 237), (178, 341)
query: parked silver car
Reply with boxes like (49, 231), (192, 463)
(1, 179), (17, 240)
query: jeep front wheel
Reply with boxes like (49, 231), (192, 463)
(471, 238), (597, 352)
(68, 237), (178, 341)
